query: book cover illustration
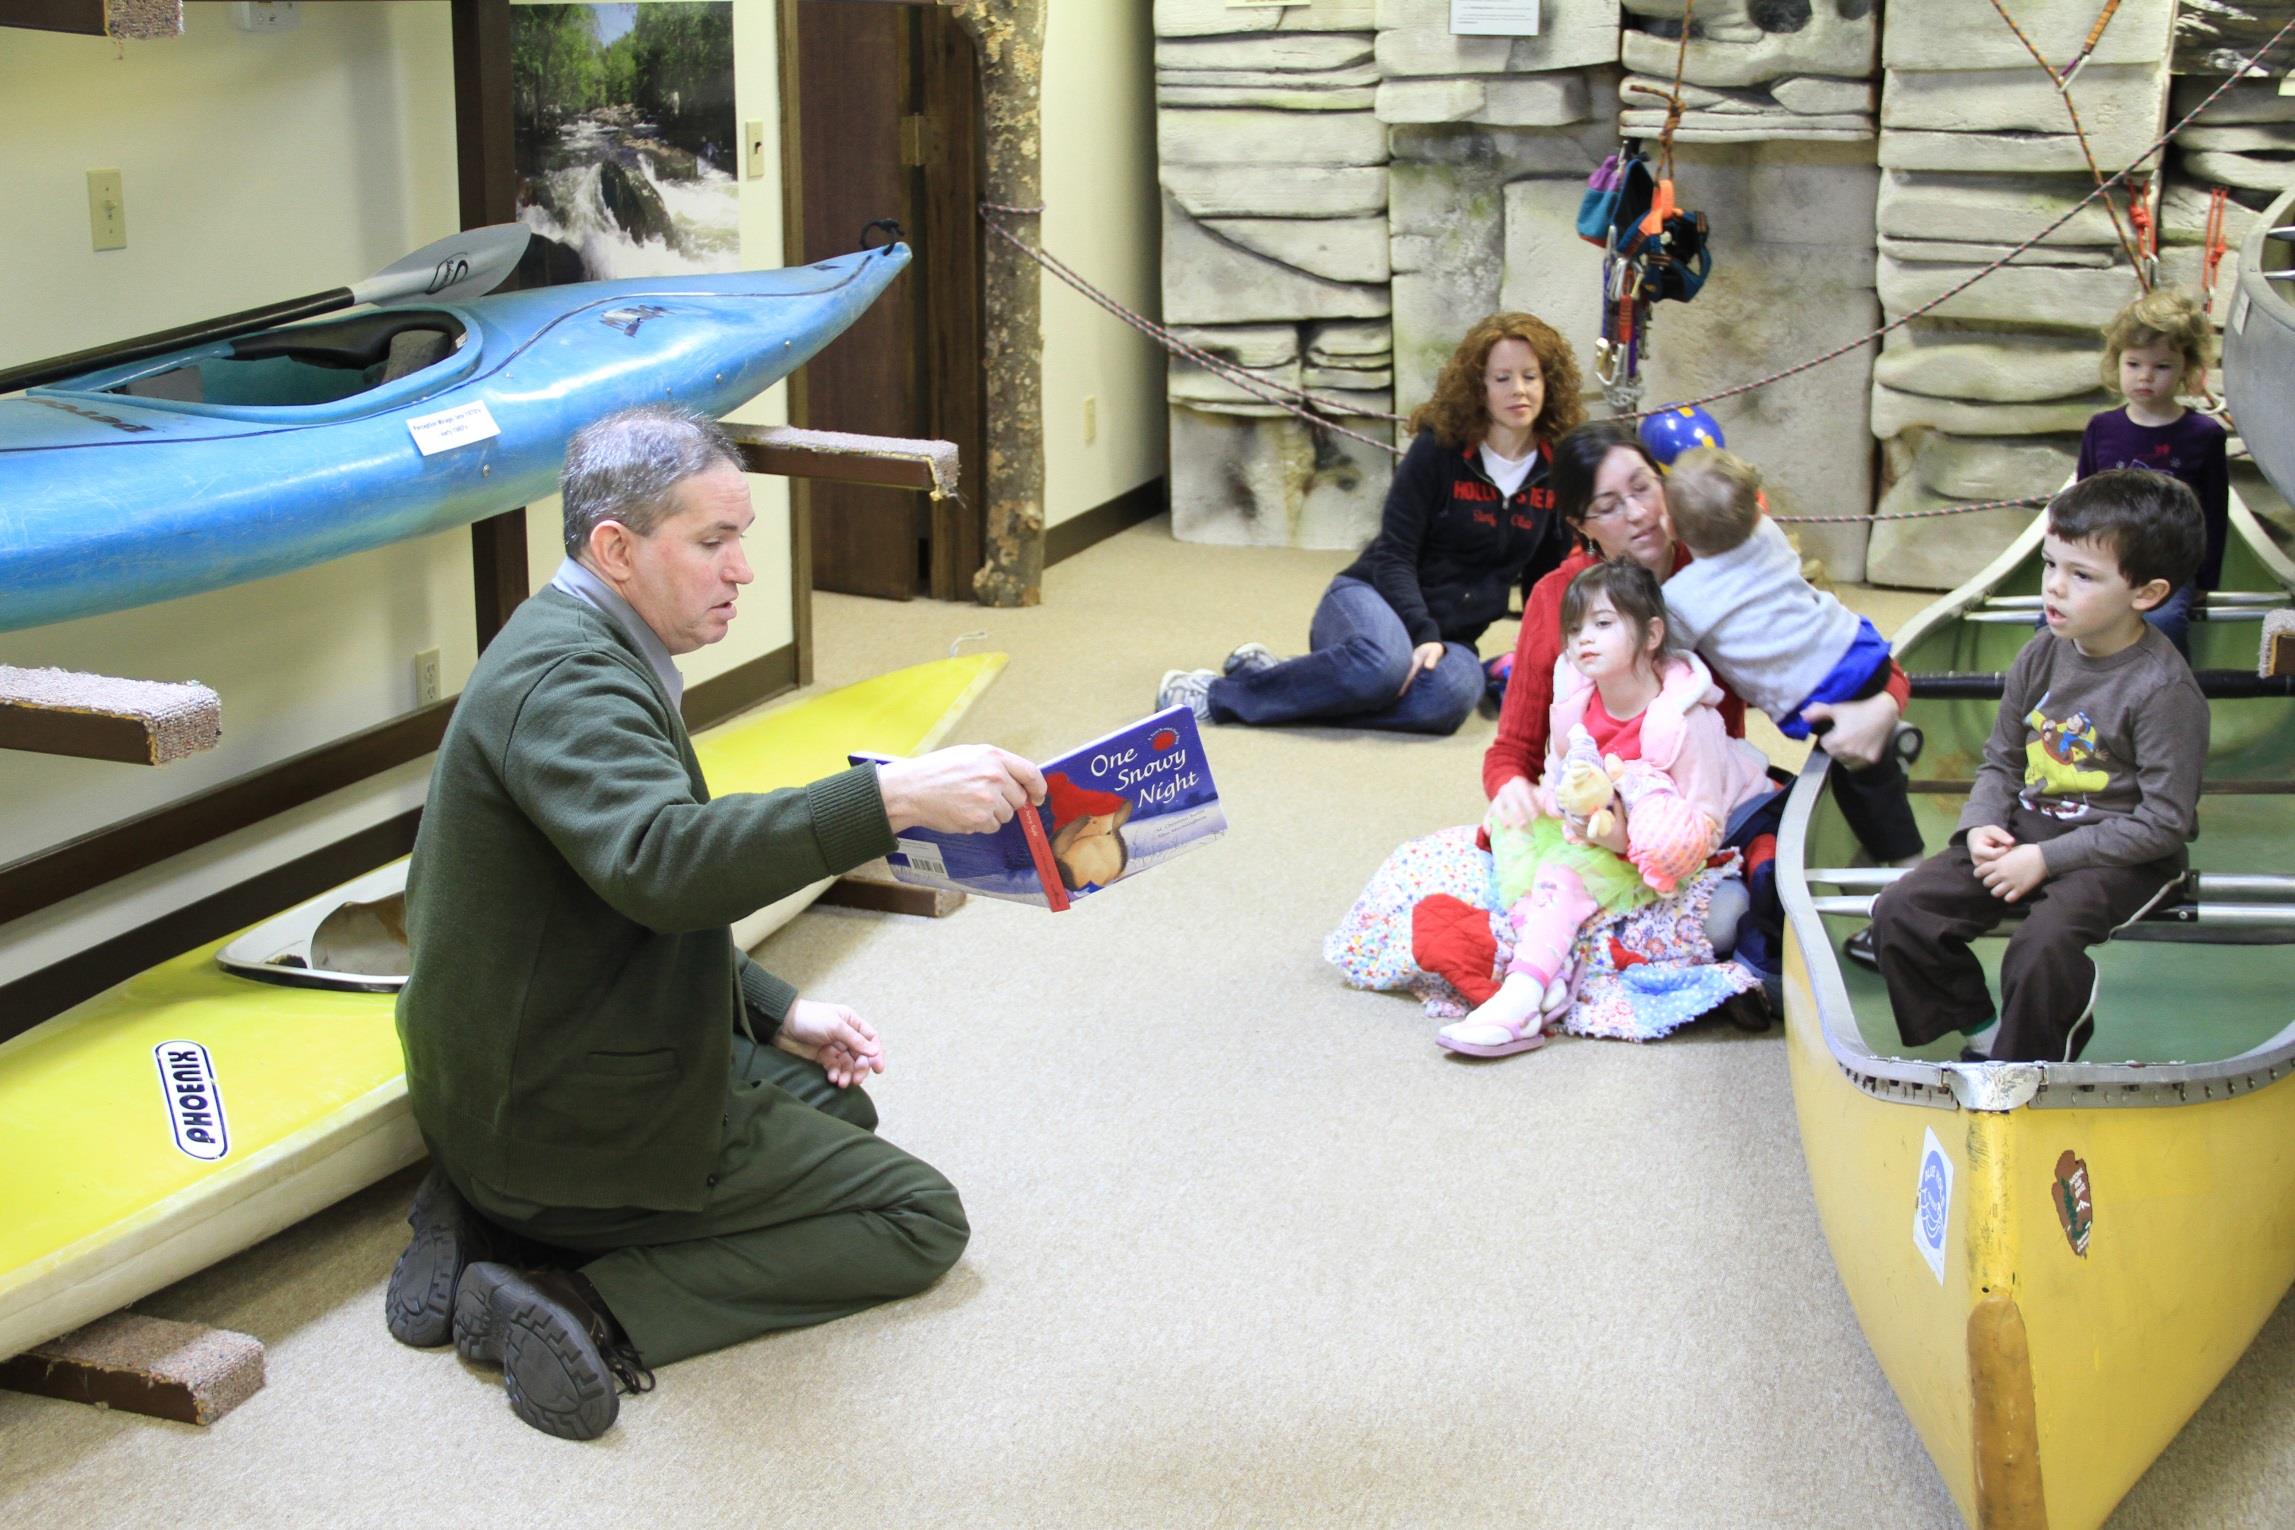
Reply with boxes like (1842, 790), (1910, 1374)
(854, 706), (1226, 910)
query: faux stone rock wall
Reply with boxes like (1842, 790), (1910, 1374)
(1156, 0), (2270, 577)
(1157, 0), (1394, 547)
(1618, 0), (1878, 143)
(1158, 0), (1886, 565)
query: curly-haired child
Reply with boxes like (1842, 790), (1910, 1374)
(2076, 288), (2228, 657)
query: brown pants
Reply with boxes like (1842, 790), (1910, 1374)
(1871, 805), (2182, 1062)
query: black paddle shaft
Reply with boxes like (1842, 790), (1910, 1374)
(1911, 670), (2295, 701)
(0, 289), (351, 396)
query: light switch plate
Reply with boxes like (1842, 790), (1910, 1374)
(87, 170), (125, 252)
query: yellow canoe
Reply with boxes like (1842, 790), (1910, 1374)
(1779, 487), (2295, 1528)
(0, 652), (1005, 1360)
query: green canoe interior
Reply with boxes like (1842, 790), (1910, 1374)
(1814, 467), (2295, 1067)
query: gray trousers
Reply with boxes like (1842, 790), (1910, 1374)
(460, 1034), (969, 1367)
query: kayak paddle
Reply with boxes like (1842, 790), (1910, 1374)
(0, 223), (533, 396)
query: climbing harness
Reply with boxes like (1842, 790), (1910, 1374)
(1583, 3), (1710, 413)
(1579, 141), (1713, 414)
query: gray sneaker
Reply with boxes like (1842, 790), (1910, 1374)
(1223, 642), (1279, 678)
(1157, 668), (1218, 721)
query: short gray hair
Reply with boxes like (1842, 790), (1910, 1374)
(560, 404), (742, 557)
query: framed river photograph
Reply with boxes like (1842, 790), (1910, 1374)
(511, 1), (740, 285)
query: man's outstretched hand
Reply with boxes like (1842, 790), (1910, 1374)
(775, 998), (885, 1088)
(877, 744), (1047, 835)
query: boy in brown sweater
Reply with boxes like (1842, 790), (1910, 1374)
(1871, 471), (2209, 1063)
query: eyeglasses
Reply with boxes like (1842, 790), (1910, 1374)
(1582, 472), (1660, 523)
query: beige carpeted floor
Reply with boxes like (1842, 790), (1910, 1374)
(4, 519), (2291, 1528)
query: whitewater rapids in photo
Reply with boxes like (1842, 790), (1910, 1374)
(518, 110), (740, 281)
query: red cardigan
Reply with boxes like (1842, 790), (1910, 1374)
(1480, 544), (1912, 799)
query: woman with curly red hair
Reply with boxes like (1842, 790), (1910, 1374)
(1158, 313), (1585, 735)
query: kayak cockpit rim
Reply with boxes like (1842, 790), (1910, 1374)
(32, 307), (482, 426)
(216, 862), (409, 996)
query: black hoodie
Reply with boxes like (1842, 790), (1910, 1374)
(1337, 429), (1565, 648)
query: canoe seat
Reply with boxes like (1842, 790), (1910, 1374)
(228, 310), (464, 373)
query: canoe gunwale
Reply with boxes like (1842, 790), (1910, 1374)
(1780, 488), (2295, 1113)
(2226, 187), (2295, 518)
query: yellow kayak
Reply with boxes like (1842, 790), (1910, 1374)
(1779, 486), (2295, 1528)
(0, 652), (1004, 1360)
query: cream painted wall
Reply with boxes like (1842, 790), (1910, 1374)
(1039, 0), (1166, 528)
(0, 1), (795, 987)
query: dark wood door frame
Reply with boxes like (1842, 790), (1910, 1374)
(452, 0), (532, 651)
(777, 0), (984, 602)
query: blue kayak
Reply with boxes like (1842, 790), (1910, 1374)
(0, 244), (908, 634)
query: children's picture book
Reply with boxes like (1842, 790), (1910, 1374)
(852, 706), (1226, 910)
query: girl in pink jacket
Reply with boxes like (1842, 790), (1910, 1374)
(1439, 559), (1773, 1057)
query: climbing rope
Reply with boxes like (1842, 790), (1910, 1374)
(1656, 0), (1694, 183)
(979, 201), (1409, 462)
(1983, 0), (2150, 287)
(1769, 491), (2049, 526)
(2058, 0), (2126, 91)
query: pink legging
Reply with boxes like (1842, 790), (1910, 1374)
(1505, 864), (1599, 986)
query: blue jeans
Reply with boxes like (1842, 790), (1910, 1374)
(1206, 576), (1484, 734)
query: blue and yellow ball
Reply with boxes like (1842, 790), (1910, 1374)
(1638, 404), (1724, 466)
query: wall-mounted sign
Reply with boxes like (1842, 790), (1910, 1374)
(1453, 0), (1540, 35)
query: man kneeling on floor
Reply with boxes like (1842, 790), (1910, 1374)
(387, 403), (1044, 1439)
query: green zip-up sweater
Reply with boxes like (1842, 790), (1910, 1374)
(396, 589), (894, 1211)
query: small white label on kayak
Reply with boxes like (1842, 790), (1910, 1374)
(407, 399), (501, 457)
(1913, 1125), (1952, 1285)
(154, 1041), (231, 1162)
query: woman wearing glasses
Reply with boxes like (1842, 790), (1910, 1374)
(1157, 313), (1582, 736)
(1483, 421), (1912, 807)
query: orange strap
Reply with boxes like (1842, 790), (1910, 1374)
(1640, 178), (1677, 238)
(2202, 186), (2232, 308)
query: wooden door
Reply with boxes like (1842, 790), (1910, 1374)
(783, 0), (985, 601)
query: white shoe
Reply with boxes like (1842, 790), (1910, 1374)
(1156, 668), (1217, 721)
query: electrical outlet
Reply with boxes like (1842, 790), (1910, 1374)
(87, 170), (125, 252)
(746, 120), (766, 180)
(1082, 395), (1098, 446)
(233, 2), (301, 31)
(414, 648), (442, 706)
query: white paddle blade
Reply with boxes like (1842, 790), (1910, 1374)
(350, 224), (532, 308)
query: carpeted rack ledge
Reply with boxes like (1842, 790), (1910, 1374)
(0, 1313), (263, 1425)
(0, 664), (221, 765)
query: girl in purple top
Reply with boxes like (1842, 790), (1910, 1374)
(2075, 289), (2228, 657)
